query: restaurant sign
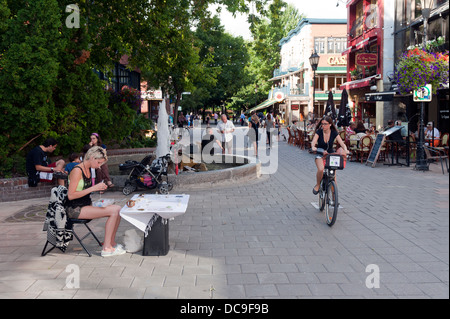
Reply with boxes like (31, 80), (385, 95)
(356, 53), (377, 67)
(141, 89), (163, 100)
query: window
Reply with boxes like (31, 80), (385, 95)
(315, 37), (326, 54)
(314, 75), (324, 91)
(327, 37), (347, 53)
(327, 75), (346, 91)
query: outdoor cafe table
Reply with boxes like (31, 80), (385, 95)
(120, 194), (190, 255)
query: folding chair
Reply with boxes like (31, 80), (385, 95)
(42, 218), (102, 257)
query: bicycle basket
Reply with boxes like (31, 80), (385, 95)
(324, 154), (346, 170)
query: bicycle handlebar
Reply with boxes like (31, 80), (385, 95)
(309, 148), (325, 155)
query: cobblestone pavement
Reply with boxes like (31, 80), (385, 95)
(0, 136), (448, 299)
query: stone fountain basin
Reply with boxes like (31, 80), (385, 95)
(109, 153), (261, 190)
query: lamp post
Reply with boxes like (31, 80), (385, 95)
(309, 50), (320, 117)
(415, 0), (434, 171)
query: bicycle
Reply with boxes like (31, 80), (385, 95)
(311, 148), (346, 227)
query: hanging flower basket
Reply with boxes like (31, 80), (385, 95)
(395, 47), (449, 95)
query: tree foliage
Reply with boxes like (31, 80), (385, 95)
(0, 0), (297, 177)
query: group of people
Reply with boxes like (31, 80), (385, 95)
(199, 111), (282, 158)
(26, 133), (124, 257)
(178, 112), (236, 128)
(201, 114), (235, 156)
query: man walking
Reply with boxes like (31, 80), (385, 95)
(217, 114), (235, 155)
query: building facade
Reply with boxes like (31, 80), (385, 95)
(392, 0), (449, 134)
(341, 0), (449, 133)
(267, 19), (347, 125)
(340, 0), (390, 130)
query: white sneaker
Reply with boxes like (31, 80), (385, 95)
(101, 247), (127, 257)
(114, 244), (125, 251)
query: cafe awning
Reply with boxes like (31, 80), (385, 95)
(340, 74), (381, 90)
(246, 99), (278, 114)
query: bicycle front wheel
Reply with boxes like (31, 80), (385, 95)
(325, 180), (338, 227)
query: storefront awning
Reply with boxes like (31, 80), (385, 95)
(246, 99), (278, 114)
(340, 74), (381, 90)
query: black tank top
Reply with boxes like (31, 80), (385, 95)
(317, 129), (338, 153)
(67, 166), (92, 208)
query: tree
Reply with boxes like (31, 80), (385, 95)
(193, 16), (250, 116)
(0, 0), (63, 176)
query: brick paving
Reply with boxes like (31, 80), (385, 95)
(0, 135), (448, 299)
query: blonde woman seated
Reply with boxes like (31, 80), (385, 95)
(66, 146), (125, 257)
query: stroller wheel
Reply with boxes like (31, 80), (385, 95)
(123, 184), (136, 196)
(158, 183), (169, 194)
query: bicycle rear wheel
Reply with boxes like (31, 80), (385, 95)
(325, 180), (338, 227)
(318, 179), (326, 211)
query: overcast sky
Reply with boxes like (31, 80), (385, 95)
(214, 0), (347, 40)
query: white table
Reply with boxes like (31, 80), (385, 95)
(120, 194), (190, 233)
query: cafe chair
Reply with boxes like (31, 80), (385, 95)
(339, 130), (346, 142)
(358, 135), (372, 163)
(296, 129), (305, 149)
(408, 135), (417, 162)
(424, 145), (449, 174)
(435, 133), (449, 157)
(348, 134), (359, 162)
(294, 129), (302, 148)
(287, 127), (294, 145)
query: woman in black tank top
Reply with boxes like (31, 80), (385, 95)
(67, 146), (126, 257)
(310, 116), (349, 195)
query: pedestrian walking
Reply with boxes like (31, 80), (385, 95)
(217, 114), (235, 155)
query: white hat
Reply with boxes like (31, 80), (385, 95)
(427, 122), (433, 126)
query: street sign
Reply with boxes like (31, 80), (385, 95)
(413, 85), (432, 102)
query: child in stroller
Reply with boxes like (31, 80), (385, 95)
(119, 154), (173, 195)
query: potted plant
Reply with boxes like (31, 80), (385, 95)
(395, 47), (449, 94)
(350, 68), (359, 80)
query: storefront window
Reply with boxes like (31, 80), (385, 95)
(328, 75), (346, 91)
(314, 75), (324, 91)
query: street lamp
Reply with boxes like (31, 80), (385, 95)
(415, 0), (434, 171)
(309, 50), (320, 117)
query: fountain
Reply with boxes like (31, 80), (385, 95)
(156, 99), (170, 158)
(109, 100), (261, 189)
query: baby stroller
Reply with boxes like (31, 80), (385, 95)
(119, 154), (173, 195)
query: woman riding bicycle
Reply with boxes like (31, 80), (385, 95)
(311, 116), (349, 195)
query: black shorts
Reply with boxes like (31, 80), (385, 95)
(66, 206), (83, 219)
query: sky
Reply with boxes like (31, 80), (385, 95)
(214, 0), (348, 40)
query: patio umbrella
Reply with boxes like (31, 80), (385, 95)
(337, 89), (350, 127)
(324, 91), (337, 120)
